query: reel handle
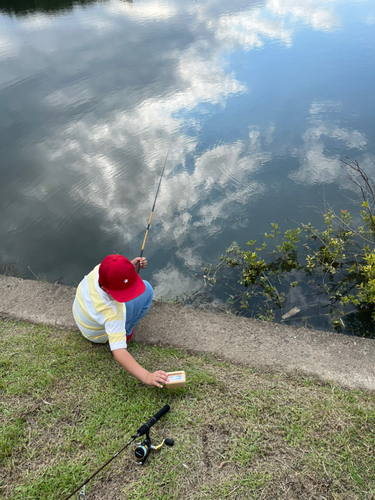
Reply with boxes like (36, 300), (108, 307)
(137, 405), (170, 436)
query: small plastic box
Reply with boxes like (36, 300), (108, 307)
(166, 371), (186, 389)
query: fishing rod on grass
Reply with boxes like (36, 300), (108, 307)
(135, 138), (174, 274)
(63, 405), (173, 500)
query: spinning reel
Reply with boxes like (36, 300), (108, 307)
(63, 405), (173, 500)
(129, 434), (174, 465)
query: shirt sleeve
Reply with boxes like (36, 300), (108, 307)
(105, 318), (127, 351)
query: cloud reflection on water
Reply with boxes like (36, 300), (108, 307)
(267, 0), (341, 31)
(289, 100), (368, 186)
(0, 0), (373, 294)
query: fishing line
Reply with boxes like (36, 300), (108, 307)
(136, 137), (174, 273)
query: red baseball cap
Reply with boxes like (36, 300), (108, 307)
(99, 255), (146, 303)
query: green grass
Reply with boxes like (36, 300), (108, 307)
(0, 318), (374, 499)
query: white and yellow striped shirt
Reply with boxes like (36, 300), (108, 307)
(73, 265), (127, 351)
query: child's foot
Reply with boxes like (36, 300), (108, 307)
(126, 329), (134, 342)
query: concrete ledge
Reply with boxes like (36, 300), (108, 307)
(1, 274), (374, 392)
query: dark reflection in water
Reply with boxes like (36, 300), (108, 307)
(0, 0), (374, 337)
(0, 0), (112, 16)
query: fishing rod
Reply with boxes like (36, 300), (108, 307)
(135, 138), (174, 273)
(63, 405), (173, 500)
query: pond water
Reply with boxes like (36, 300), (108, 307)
(1, 0), (374, 333)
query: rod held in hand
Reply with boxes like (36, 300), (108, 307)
(137, 405), (170, 436)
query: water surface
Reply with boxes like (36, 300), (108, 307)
(1, 0), (374, 330)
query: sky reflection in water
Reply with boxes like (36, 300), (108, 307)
(0, 0), (374, 315)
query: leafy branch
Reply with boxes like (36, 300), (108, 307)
(214, 159), (375, 336)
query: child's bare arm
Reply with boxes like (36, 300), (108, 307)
(112, 348), (168, 388)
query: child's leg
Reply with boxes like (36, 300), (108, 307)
(125, 280), (153, 334)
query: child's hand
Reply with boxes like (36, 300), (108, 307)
(146, 371), (169, 388)
(132, 257), (147, 270)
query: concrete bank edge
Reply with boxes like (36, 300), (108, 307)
(0, 274), (374, 392)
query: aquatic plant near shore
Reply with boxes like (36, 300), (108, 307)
(217, 159), (375, 336)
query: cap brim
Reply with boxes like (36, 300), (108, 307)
(107, 274), (146, 303)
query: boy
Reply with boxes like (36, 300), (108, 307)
(73, 254), (169, 388)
